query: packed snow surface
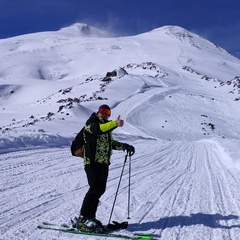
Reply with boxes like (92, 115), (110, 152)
(0, 24), (240, 239)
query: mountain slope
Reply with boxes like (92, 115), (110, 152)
(0, 24), (240, 239)
(0, 25), (240, 149)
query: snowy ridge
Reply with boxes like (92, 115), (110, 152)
(0, 24), (240, 239)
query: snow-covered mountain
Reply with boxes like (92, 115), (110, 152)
(1, 24), (240, 240)
(0, 23), (239, 150)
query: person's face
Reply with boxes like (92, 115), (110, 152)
(98, 108), (111, 120)
(99, 112), (110, 120)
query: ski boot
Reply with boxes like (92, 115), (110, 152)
(77, 215), (105, 233)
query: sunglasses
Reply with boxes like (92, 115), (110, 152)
(99, 108), (111, 116)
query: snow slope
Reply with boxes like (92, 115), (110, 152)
(0, 24), (240, 239)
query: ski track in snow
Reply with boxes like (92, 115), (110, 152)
(1, 141), (240, 240)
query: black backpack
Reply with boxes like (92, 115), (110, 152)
(71, 127), (85, 158)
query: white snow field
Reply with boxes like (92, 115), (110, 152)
(0, 24), (240, 239)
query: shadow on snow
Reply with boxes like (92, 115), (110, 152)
(129, 213), (240, 231)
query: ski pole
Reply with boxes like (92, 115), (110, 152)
(127, 154), (131, 219)
(108, 152), (129, 224)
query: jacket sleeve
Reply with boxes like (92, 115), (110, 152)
(112, 140), (125, 150)
(100, 121), (118, 132)
(86, 120), (118, 135)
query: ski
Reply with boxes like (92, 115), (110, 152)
(37, 222), (154, 240)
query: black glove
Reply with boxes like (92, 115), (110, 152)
(123, 143), (135, 156)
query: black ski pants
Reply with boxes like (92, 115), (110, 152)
(80, 162), (109, 219)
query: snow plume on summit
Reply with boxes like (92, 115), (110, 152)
(0, 24), (240, 240)
(59, 23), (111, 38)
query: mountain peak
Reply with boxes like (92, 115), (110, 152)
(150, 25), (202, 44)
(59, 23), (109, 37)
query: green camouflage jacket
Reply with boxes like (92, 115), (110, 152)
(83, 113), (124, 165)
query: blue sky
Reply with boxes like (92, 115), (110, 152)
(0, 0), (239, 58)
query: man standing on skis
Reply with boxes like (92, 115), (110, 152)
(77, 104), (135, 233)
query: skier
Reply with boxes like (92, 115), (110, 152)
(77, 104), (135, 233)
